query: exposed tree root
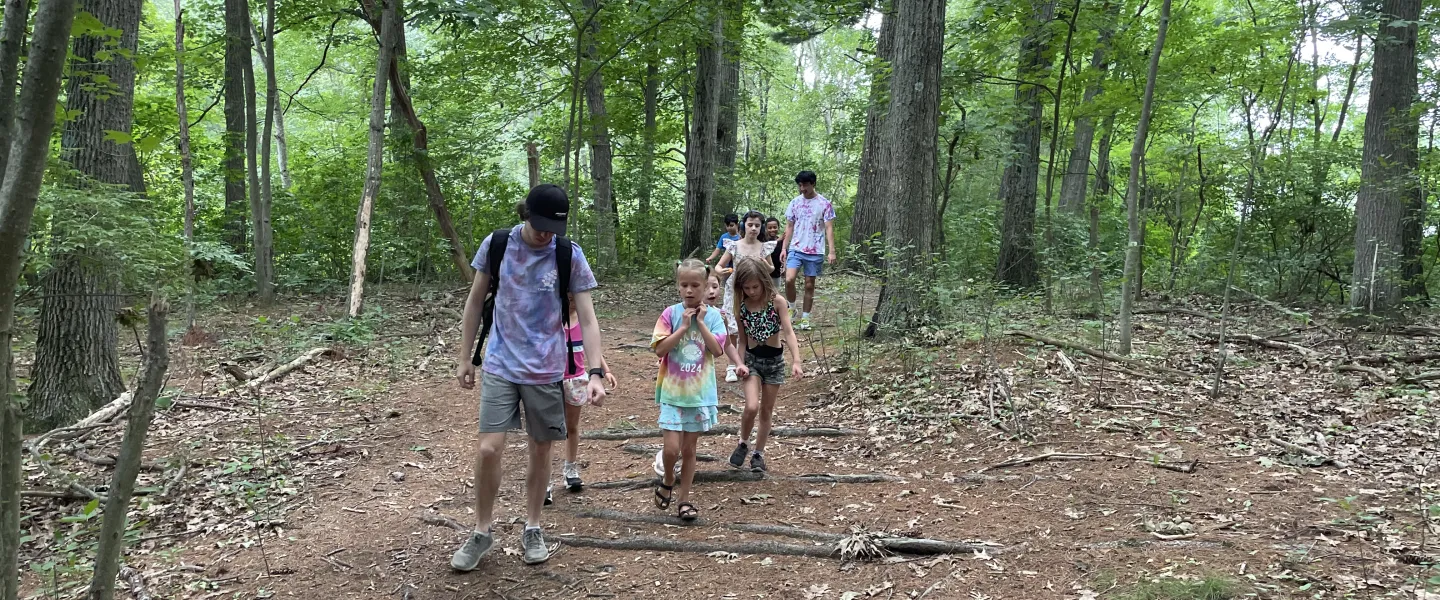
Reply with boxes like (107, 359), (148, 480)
(586, 470), (904, 491)
(983, 451), (1197, 473)
(1335, 364), (1395, 383)
(558, 534), (839, 559)
(619, 444), (717, 462)
(581, 424), (857, 441)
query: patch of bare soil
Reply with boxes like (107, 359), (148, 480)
(17, 283), (1440, 600)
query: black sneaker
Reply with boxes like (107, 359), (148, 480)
(728, 442), (749, 469)
(750, 452), (767, 473)
(544, 484), (553, 506)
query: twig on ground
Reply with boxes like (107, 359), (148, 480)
(171, 400), (235, 412)
(1268, 437), (1347, 468)
(1202, 332), (1317, 356)
(219, 347), (334, 396)
(982, 451), (1197, 474)
(162, 462), (189, 498)
(418, 511), (467, 531)
(1357, 352), (1440, 364)
(23, 445), (103, 500)
(1099, 403), (1191, 418)
(119, 566), (153, 600)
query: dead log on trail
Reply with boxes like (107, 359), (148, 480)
(1335, 364), (1395, 383)
(1356, 352), (1440, 365)
(1006, 331), (1195, 379)
(581, 424), (857, 441)
(586, 470), (904, 491)
(218, 347), (334, 396)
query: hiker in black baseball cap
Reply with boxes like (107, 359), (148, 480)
(525, 183), (569, 236)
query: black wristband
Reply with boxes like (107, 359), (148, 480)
(588, 368), (605, 379)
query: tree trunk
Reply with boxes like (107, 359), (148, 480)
(348, 0), (396, 318)
(1041, 0), (1080, 313)
(254, 0), (276, 304)
(86, 296), (169, 600)
(274, 101), (292, 190)
(0, 0), (30, 181)
(1088, 118), (1112, 315)
(246, 3), (290, 192)
(637, 55), (659, 255)
(681, 9), (722, 259)
(242, 9), (271, 304)
(28, 0), (143, 431)
(1117, 0), (1171, 355)
(175, 0), (197, 330)
(582, 0), (618, 270)
(1349, 0), (1421, 314)
(222, 0), (248, 254)
(874, 0), (945, 333)
(1057, 1), (1117, 214)
(994, 0), (1055, 288)
(850, 3), (895, 263)
(713, 0), (743, 225)
(358, 6), (472, 283)
(0, 2), (76, 596)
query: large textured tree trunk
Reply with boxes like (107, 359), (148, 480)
(994, 0), (1055, 288)
(175, 0), (197, 329)
(850, 3), (895, 263)
(713, 0), (743, 226)
(0, 3), (76, 596)
(1117, 0), (1171, 355)
(348, 0), (396, 318)
(681, 9), (722, 258)
(637, 55), (659, 255)
(874, 0), (944, 333)
(582, 0), (617, 270)
(223, 0), (248, 253)
(86, 297), (168, 600)
(254, 0), (276, 304)
(28, 0), (143, 430)
(1349, 0), (1421, 314)
(1057, 1), (1117, 214)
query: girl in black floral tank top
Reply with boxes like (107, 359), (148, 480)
(727, 259), (804, 473)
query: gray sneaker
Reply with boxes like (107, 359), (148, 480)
(521, 527), (549, 564)
(450, 529), (494, 572)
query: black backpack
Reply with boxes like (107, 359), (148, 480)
(470, 228), (577, 376)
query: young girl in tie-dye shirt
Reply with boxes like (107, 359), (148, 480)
(650, 259), (727, 521)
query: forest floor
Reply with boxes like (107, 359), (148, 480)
(13, 278), (1440, 600)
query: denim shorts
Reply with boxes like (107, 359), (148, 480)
(745, 351), (788, 386)
(786, 251), (824, 277)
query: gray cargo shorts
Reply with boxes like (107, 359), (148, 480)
(478, 371), (567, 441)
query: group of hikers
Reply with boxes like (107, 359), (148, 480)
(449, 171), (838, 570)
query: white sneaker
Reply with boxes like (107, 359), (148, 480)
(653, 450), (681, 478)
(725, 365), (738, 383)
(798, 316), (812, 331)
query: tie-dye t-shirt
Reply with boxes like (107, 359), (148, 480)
(650, 303), (728, 408)
(472, 225), (598, 385)
(784, 194), (836, 255)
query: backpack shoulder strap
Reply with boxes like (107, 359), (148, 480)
(471, 229), (513, 366)
(556, 236), (576, 375)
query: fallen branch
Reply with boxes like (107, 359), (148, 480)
(119, 566), (153, 600)
(982, 451), (1197, 474)
(581, 424), (857, 441)
(1356, 352), (1440, 365)
(1099, 403), (1191, 418)
(73, 449), (163, 471)
(1006, 331), (1195, 379)
(24, 445), (103, 500)
(1134, 307), (1218, 320)
(1229, 286), (1311, 324)
(1268, 437), (1346, 468)
(219, 347), (334, 396)
(418, 511), (467, 532)
(619, 444), (718, 462)
(1335, 364), (1395, 384)
(587, 470), (903, 491)
(170, 400), (234, 412)
(558, 533), (838, 559)
(1403, 371), (1440, 384)
(574, 509), (1001, 555)
(44, 393), (133, 442)
(1202, 332), (1316, 356)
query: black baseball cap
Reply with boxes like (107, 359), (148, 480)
(525, 184), (569, 235)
